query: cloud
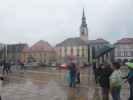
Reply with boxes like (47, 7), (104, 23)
(0, 0), (132, 45)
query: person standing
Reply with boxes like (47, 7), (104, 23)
(124, 62), (133, 100)
(76, 55), (80, 84)
(18, 60), (25, 70)
(7, 61), (11, 73)
(68, 62), (77, 88)
(0, 76), (4, 100)
(99, 63), (113, 100)
(110, 62), (122, 100)
(92, 59), (97, 84)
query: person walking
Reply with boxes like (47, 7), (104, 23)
(99, 63), (113, 100)
(124, 62), (133, 100)
(2, 60), (9, 75)
(110, 62), (122, 100)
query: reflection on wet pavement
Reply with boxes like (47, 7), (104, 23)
(0, 68), (129, 100)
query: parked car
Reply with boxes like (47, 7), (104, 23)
(24, 62), (40, 67)
(59, 63), (67, 69)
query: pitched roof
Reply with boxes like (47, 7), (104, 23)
(56, 37), (87, 47)
(30, 40), (54, 52)
(89, 38), (109, 44)
(116, 38), (133, 44)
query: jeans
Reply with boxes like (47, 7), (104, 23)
(101, 87), (109, 100)
(129, 84), (133, 100)
(111, 86), (121, 100)
(69, 76), (76, 88)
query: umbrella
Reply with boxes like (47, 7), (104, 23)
(125, 62), (133, 69)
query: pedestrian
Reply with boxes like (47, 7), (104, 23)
(92, 59), (98, 84)
(2, 60), (9, 75)
(19, 60), (25, 70)
(0, 76), (4, 100)
(124, 62), (133, 100)
(66, 65), (71, 83)
(7, 61), (11, 73)
(76, 55), (80, 84)
(68, 62), (77, 88)
(94, 64), (100, 84)
(110, 62), (122, 100)
(92, 59), (96, 74)
(99, 63), (113, 100)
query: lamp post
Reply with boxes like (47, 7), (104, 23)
(2, 44), (7, 75)
(3, 44), (7, 63)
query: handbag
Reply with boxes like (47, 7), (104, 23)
(66, 70), (71, 82)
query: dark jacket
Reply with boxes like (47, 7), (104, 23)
(68, 63), (76, 78)
(99, 67), (113, 88)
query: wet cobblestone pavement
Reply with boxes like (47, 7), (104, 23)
(0, 67), (130, 100)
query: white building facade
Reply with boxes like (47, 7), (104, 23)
(114, 38), (133, 63)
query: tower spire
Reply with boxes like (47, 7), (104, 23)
(80, 8), (88, 42)
(83, 8), (85, 18)
(81, 8), (87, 27)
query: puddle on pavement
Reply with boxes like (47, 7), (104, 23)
(0, 70), (102, 100)
(1, 78), (68, 100)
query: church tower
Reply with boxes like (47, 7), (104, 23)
(80, 9), (88, 42)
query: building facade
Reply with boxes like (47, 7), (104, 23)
(21, 40), (57, 64)
(114, 38), (133, 63)
(0, 43), (4, 60)
(56, 38), (88, 63)
(6, 43), (28, 62)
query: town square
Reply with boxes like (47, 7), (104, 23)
(0, 0), (133, 100)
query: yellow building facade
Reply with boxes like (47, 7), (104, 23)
(21, 40), (57, 64)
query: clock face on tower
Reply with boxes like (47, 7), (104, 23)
(81, 27), (88, 36)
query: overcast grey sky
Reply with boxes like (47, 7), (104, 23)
(0, 0), (133, 46)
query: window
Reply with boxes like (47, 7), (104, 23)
(121, 51), (124, 57)
(64, 47), (67, 56)
(131, 51), (133, 56)
(117, 51), (121, 57)
(124, 51), (127, 56)
(59, 48), (61, 56)
(77, 47), (79, 56)
(71, 47), (73, 54)
(82, 47), (84, 57)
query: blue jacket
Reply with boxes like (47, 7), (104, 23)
(128, 69), (133, 84)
